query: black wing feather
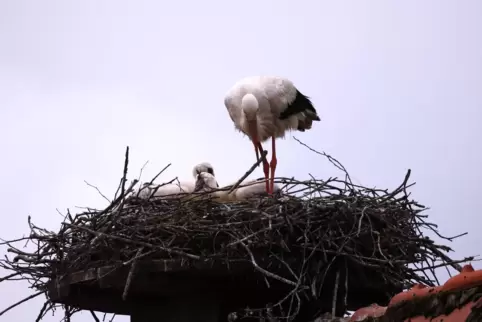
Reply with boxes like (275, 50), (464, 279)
(279, 89), (320, 121)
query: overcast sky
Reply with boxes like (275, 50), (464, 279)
(1, 1), (481, 321)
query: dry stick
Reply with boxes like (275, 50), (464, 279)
(356, 206), (368, 237)
(227, 227), (275, 247)
(64, 305), (72, 322)
(409, 201), (466, 273)
(238, 240), (298, 287)
(66, 223), (201, 260)
(0, 290), (45, 316)
(343, 260), (348, 314)
(137, 160), (149, 181)
(35, 300), (49, 322)
(0, 272), (21, 282)
(429, 247), (464, 272)
(331, 270), (340, 317)
(90, 311), (101, 322)
(147, 163), (172, 186)
(129, 160), (150, 198)
(122, 247), (143, 301)
(89, 179), (139, 245)
(110, 146), (133, 205)
(122, 249), (156, 266)
(132, 163), (173, 200)
(411, 257), (475, 271)
(97, 180), (138, 220)
(108, 146), (135, 216)
(84, 180), (111, 203)
(120, 146), (130, 199)
(383, 169), (412, 201)
(228, 150), (268, 194)
(293, 136), (353, 185)
(0, 237), (32, 246)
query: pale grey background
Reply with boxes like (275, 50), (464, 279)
(1, 0), (481, 320)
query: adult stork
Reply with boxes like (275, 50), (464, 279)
(224, 76), (320, 194)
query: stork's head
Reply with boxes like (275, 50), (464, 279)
(192, 162), (215, 179)
(241, 94), (259, 121)
(241, 94), (260, 142)
(193, 172), (219, 192)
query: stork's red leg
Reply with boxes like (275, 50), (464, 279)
(255, 141), (270, 193)
(269, 137), (277, 196)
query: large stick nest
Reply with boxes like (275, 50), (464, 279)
(0, 143), (472, 321)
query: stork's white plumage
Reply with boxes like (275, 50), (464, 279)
(195, 173), (282, 202)
(234, 178), (282, 200)
(224, 76), (320, 195)
(132, 162), (218, 200)
(134, 182), (193, 200)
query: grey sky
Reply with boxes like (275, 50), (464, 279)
(1, 1), (481, 320)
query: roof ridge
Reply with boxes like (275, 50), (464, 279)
(350, 264), (482, 321)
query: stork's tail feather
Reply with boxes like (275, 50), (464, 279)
(279, 89), (321, 132)
(304, 109), (321, 122)
(297, 111), (320, 131)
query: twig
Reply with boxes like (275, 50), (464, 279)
(293, 136), (353, 185)
(228, 150), (268, 194)
(84, 181), (111, 203)
(35, 300), (50, 322)
(119, 146), (130, 200)
(0, 291), (45, 316)
(90, 311), (100, 322)
(411, 257), (475, 272)
(0, 272), (21, 282)
(67, 223), (200, 260)
(122, 247), (143, 301)
(331, 270), (340, 317)
(147, 163), (172, 186)
(239, 240), (298, 287)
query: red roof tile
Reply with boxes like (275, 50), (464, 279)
(442, 264), (482, 292)
(388, 283), (441, 307)
(349, 264), (482, 321)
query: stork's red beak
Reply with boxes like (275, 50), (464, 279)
(248, 121), (259, 143)
(248, 120), (260, 162)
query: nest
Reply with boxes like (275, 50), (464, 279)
(0, 144), (472, 321)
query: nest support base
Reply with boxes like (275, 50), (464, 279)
(130, 294), (221, 322)
(46, 259), (401, 321)
(47, 260), (292, 320)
